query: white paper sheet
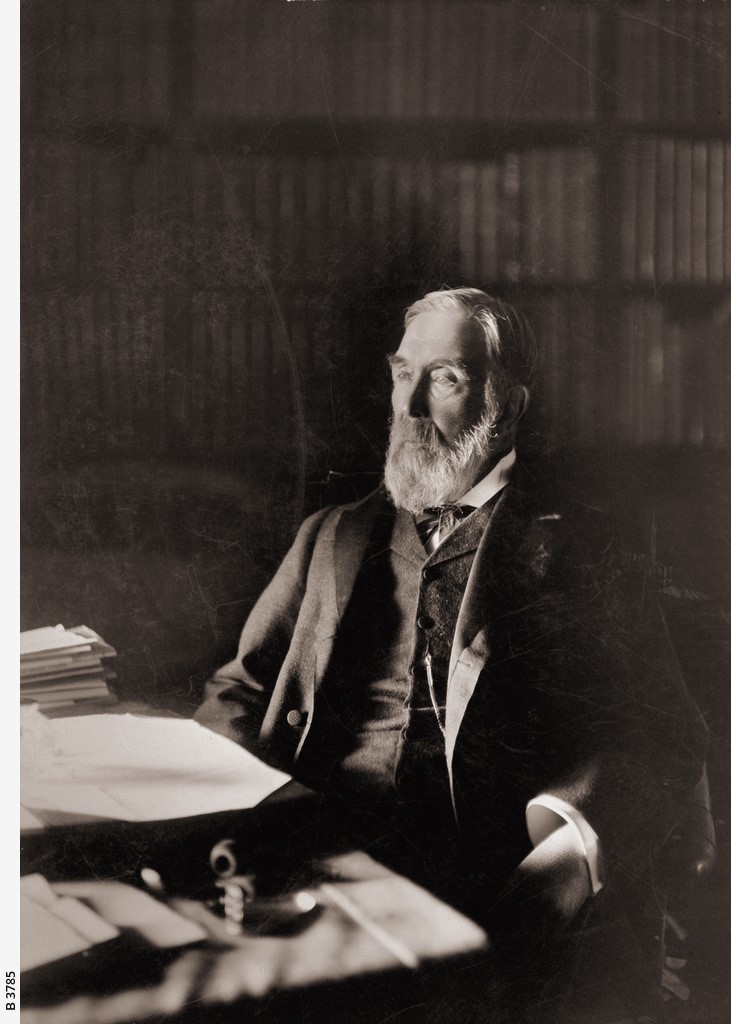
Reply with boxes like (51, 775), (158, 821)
(20, 626), (92, 657)
(21, 714), (291, 821)
(53, 881), (207, 947)
(20, 875), (119, 972)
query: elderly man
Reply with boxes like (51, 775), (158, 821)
(196, 288), (706, 988)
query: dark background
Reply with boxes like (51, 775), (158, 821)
(19, 3), (731, 1016)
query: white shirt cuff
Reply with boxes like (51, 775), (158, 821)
(526, 796), (604, 895)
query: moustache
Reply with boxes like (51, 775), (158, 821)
(389, 417), (449, 453)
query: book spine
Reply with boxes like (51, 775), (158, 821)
(424, 3), (444, 119)
(278, 159), (297, 272)
(544, 148), (564, 280)
(620, 138), (638, 279)
(720, 143), (724, 280)
(457, 162), (477, 281)
(145, 0), (170, 124)
(499, 3), (516, 122)
(387, 2), (407, 120)
(348, 3), (370, 120)
(119, 1), (143, 122)
(393, 159), (413, 254)
(617, 302), (636, 444)
(476, 161), (499, 285)
(574, 299), (597, 445)
(325, 157), (346, 271)
(75, 150), (91, 284)
(365, 3), (388, 119)
(655, 138), (675, 283)
(542, 297), (562, 430)
(684, 325), (705, 447)
(644, 303), (664, 445)
(249, 316), (269, 448)
(616, 11), (642, 123)
(372, 156), (392, 260)
(210, 306), (230, 459)
(664, 318), (683, 446)
(499, 152), (521, 283)
(254, 157), (275, 265)
(707, 142), (724, 285)
(229, 308), (249, 460)
(678, 5), (696, 125)
(715, 7), (731, 124)
(581, 6), (600, 122)
(637, 137), (657, 282)
(674, 141), (692, 282)
(303, 156), (325, 282)
(571, 150), (598, 281)
(89, 2), (110, 122)
(705, 318), (725, 448)
(662, 5), (677, 127)
(401, 0), (424, 120)
(642, 13), (659, 125)
(475, 3), (497, 121)
(691, 142), (708, 284)
(521, 149), (543, 281)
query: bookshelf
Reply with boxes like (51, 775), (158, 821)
(21, 0), (731, 476)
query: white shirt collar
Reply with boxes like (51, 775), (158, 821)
(457, 448), (516, 508)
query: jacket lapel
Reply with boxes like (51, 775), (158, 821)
(332, 486), (391, 622)
(444, 477), (531, 773)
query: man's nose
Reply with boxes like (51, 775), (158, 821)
(403, 377), (430, 418)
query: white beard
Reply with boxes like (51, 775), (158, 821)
(384, 412), (499, 514)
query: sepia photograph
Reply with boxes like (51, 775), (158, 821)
(19, 2), (730, 1022)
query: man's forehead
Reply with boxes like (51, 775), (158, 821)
(395, 309), (485, 367)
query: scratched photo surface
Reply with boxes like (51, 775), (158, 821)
(20, 2), (730, 1023)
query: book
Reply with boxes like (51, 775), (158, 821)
(691, 142), (708, 283)
(720, 143), (724, 280)
(568, 150), (598, 281)
(674, 141), (693, 283)
(637, 138), (657, 281)
(499, 152), (521, 282)
(20, 626), (117, 711)
(656, 138), (675, 283)
(476, 161), (499, 284)
(544, 148), (565, 280)
(424, 3), (445, 120)
(620, 138), (638, 279)
(387, 2), (407, 120)
(457, 162), (477, 281)
(521, 148), (544, 281)
(707, 142), (725, 285)
(403, 0), (425, 120)
(664, 318), (683, 446)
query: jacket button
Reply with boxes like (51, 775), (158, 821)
(422, 566), (438, 583)
(286, 709), (305, 728)
(417, 615), (434, 630)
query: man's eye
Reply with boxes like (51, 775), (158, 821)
(430, 372), (457, 387)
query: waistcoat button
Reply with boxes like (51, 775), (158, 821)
(417, 614), (434, 630)
(286, 709), (305, 728)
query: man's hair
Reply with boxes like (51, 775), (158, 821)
(404, 287), (538, 396)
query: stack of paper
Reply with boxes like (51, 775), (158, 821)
(20, 625), (117, 711)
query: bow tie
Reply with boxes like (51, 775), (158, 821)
(415, 504), (476, 554)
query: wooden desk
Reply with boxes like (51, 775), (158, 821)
(21, 786), (489, 1024)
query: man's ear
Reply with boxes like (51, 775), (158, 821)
(501, 385), (530, 431)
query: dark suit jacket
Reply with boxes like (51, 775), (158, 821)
(195, 463), (708, 891)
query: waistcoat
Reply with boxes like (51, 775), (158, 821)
(299, 498), (498, 824)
